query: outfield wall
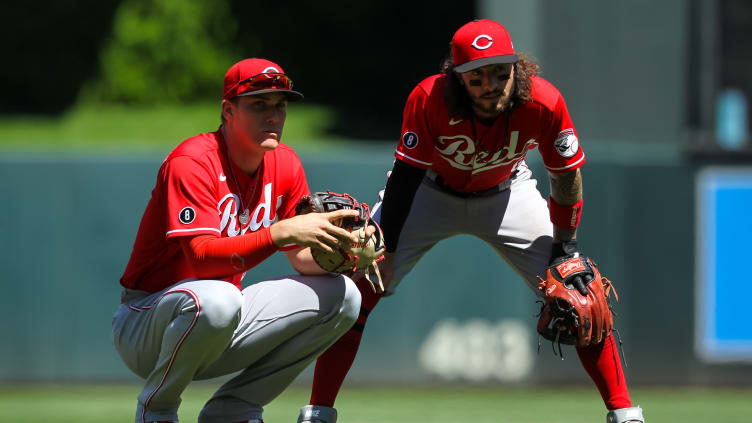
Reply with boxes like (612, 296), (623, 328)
(1, 145), (750, 386)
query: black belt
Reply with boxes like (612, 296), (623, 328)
(425, 170), (512, 198)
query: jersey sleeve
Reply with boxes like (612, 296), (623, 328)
(163, 156), (222, 238)
(537, 92), (586, 173)
(394, 84), (435, 168)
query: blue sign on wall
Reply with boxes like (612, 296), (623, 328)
(696, 167), (752, 362)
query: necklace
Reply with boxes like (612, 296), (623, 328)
(222, 129), (258, 226)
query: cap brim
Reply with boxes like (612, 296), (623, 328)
(454, 54), (518, 73)
(236, 89), (304, 101)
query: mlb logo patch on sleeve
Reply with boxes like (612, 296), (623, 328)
(179, 207), (196, 224)
(554, 129), (579, 158)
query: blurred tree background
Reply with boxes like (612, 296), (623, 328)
(82, 0), (239, 105)
(1, 0), (473, 140)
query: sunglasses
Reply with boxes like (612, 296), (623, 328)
(235, 73), (294, 94)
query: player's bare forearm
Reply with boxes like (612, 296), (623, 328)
(285, 247), (329, 275)
(548, 168), (582, 242)
(270, 209), (359, 251)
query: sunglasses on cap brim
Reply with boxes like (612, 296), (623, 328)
(234, 72), (294, 95)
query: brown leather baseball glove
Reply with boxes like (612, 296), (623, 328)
(536, 256), (618, 352)
(295, 191), (386, 291)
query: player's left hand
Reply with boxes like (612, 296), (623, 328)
(550, 239), (592, 296)
(536, 256), (617, 348)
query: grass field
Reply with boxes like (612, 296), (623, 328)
(0, 102), (342, 152)
(0, 384), (749, 422)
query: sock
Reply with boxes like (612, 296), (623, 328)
(576, 333), (632, 410)
(309, 277), (382, 407)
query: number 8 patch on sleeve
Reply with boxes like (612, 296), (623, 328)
(179, 207), (196, 224)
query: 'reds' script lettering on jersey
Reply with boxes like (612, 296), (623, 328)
(436, 131), (537, 174)
(394, 74), (586, 192)
(218, 183), (283, 236)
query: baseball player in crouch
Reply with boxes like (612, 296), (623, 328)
(113, 58), (364, 423)
(299, 20), (645, 423)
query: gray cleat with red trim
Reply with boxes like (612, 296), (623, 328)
(607, 406), (644, 423)
(297, 405), (337, 423)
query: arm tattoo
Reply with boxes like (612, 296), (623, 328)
(548, 168), (582, 242)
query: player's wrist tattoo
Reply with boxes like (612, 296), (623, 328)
(549, 168), (582, 205)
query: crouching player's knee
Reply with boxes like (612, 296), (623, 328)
(338, 275), (361, 325)
(311, 274), (361, 329)
(192, 282), (242, 337)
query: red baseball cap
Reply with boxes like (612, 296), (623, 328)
(452, 19), (517, 73)
(222, 58), (304, 101)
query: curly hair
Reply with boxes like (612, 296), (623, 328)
(440, 52), (540, 119)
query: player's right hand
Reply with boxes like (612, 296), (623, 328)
(270, 209), (360, 252)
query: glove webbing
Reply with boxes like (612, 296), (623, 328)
(325, 191), (370, 228)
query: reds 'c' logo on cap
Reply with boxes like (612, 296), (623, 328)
(471, 34), (494, 50)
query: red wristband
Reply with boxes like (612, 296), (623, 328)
(548, 197), (583, 229)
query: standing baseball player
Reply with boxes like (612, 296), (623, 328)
(113, 58), (364, 423)
(299, 20), (645, 423)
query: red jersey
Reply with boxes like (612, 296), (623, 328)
(120, 128), (309, 293)
(394, 74), (585, 191)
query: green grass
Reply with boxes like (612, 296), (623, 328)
(0, 384), (748, 422)
(0, 102), (343, 153)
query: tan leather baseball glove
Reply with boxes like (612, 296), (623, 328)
(295, 192), (386, 292)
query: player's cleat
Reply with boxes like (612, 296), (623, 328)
(297, 404), (337, 423)
(607, 406), (644, 423)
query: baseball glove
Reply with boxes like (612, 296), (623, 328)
(536, 256), (618, 353)
(295, 192), (386, 291)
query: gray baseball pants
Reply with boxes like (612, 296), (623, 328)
(112, 274), (360, 423)
(372, 164), (554, 295)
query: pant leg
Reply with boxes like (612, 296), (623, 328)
(468, 167), (554, 293)
(112, 280), (243, 423)
(303, 182), (459, 411)
(469, 169), (635, 411)
(194, 273), (361, 423)
(371, 179), (469, 294)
